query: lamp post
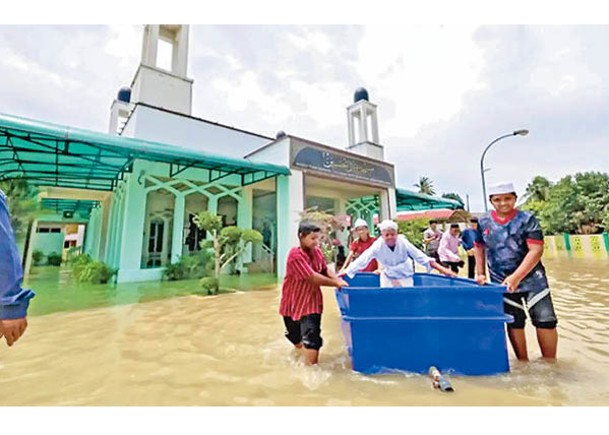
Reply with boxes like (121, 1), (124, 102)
(480, 129), (529, 212)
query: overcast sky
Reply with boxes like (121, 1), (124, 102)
(1, 24), (608, 211)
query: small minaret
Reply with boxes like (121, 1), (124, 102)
(108, 86), (133, 135)
(130, 24), (194, 115)
(346, 87), (384, 160)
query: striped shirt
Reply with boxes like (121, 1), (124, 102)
(279, 246), (328, 321)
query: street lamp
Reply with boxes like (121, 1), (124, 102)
(480, 129), (529, 212)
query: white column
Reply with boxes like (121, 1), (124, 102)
(359, 105), (367, 143)
(347, 107), (356, 146)
(142, 24), (160, 67)
(171, 194), (185, 263)
(379, 188), (397, 221)
(371, 110), (380, 144)
(237, 185), (253, 263)
(276, 171), (304, 278)
(173, 25), (189, 77)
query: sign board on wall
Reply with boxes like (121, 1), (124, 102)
(290, 138), (395, 188)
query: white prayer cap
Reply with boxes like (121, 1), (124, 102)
(488, 182), (517, 197)
(378, 219), (398, 232)
(353, 218), (368, 229)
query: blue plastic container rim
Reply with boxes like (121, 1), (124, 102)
(336, 285), (508, 294)
(341, 314), (514, 322)
(339, 272), (508, 293)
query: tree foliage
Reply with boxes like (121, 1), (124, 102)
(0, 178), (40, 241)
(414, 176), (436, 196)
(396, 218), (429, 250)
(298, 207), (347, 263)
(521, 172), (609, 235)
(193, 211), (263, 294)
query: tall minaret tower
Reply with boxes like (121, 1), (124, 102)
(130, 24), (194, 115)
(346, 87), (384, 161)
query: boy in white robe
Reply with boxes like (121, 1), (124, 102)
(340, 220), (457, 287)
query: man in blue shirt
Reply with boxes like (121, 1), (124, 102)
(461, 217), (478, 279)
(474, 182), (558, 361)
(0, 187), (35, 346)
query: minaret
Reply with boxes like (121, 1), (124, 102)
(130, 24), (194, 115)
(346, 87), (384, 161)
(108, 86), (134, 135)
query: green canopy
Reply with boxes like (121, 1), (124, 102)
(41, 198), (99, 218)
(395, 188), (464, 211)
(0, 112), (290, 191)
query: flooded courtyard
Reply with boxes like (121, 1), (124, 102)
(1, 257), (608, 406)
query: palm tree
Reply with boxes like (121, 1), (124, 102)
(414, 176), (436, 196)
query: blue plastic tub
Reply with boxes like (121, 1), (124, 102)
(335, 273), (512, 376)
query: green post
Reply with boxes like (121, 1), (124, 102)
(117, 164), (148, 281)
(603, 232), (609, 254)
(563, 232), (571, 252)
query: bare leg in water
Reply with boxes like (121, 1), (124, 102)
(536, 328), (558, 360)
(507, 328), (529, 361)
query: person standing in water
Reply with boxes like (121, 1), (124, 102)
(0, 188), (35, 347)
(341, 220), (456, 287)
(339, 218), (378, 274)
(474, 182), (558, 361)
(279, 222), (349, 365)
(461, 217), (479, 279)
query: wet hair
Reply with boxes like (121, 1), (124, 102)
(429, 220), (438, 225)
(298, 222), (321, 238)
(469, 217), (479, 223)
(450, 223), (460, 229)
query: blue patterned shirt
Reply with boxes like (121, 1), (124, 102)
(475, 209), (548, 293)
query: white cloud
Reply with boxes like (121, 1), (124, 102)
(103, 25), (141, 68)
(357, 25), (485, 137)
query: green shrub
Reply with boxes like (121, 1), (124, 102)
(68, 254), (116, 284)
(47, 251), (63, 266)
(70, 253), (92, 278)
(163, 250), (212, 281)
(78, 261), (117, 284)
(396, 218), (429, 250)
(32, 250), (44, 266)
(200, 277), (219, 295)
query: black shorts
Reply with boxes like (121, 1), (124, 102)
(504, 289), (558, 329)
(283, 313), (323, 350)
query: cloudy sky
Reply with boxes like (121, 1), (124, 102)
(1, 23), (608, 211)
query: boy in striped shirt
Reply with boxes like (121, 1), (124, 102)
(279, 222), (349, 365)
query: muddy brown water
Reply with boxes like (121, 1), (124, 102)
(1, 257), (608, 406)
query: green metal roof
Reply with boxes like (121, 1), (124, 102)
(0, 112), (290, 191)
(395, 188), (464, 211)
(41, 198), (99, 218)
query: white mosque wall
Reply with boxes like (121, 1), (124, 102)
(124, 104), (271, 159)
(245, 136), (291, 166)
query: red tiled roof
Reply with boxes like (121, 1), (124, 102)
(395, 208), (458, 221)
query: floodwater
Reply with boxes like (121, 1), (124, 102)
(1, 257), (608, 406)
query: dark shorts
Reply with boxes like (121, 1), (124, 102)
(503, 289), (558, 329)
(428, 251), (441, 264)
(283, 313), (323, 350)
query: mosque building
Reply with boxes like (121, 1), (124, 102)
(0, 25), (461, 282)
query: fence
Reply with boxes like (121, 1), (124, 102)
(543, 233), (609, 259)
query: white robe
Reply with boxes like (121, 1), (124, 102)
(345, 235), (433, 287)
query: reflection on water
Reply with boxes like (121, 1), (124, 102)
(1, 258), (608, 406)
